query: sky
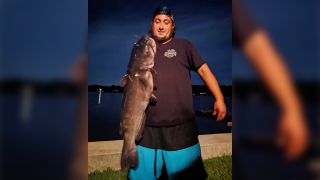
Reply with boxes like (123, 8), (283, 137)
(88, 0), (232, 86)
(0, 0), (316, 84)
(232, 0), (319, 82)
(1, 0), (88, 81)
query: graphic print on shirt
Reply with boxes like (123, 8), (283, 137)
(164, 49), (177, 58)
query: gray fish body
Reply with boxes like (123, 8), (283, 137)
(119, 35), (156, 170)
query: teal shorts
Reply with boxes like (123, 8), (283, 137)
(128, 120), (207, 180)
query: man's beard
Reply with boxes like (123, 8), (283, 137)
(152, 30), (173, 43)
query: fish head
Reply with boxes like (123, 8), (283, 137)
(130, 35), (156, 71)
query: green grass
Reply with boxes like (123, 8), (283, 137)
(88, 155), (232, 180)
(88, 168), (128, 180)
(203, 155), (232, 180)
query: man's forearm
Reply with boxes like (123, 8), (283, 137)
(197, 63), (224, 101)
(243, 30), (302, 113)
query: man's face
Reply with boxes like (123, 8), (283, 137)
(151, 14), (175, 43)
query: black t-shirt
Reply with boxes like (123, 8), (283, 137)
(145, 38), (205, 126)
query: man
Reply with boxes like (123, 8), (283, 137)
(128, 6), (226, 180)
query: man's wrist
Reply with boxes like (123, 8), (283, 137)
(214, 95), (224, 102)
(280, 98), (303, 115)
(282, 105), (303, 116)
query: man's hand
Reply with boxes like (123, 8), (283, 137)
(197, 63), (226, 121)
(212, 100), (226, 121)
(276, 111), (309, 159)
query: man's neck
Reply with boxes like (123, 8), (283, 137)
(156, 37), (173, 45)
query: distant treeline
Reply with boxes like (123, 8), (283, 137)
(233, 79), (320, 104)
(1, 78), (317, 103)
(0, 79), (79, 95)
(88, 84), (232, 97)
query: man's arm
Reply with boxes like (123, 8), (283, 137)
(197, 63), (226, 121)
(242, 29), (308, 159)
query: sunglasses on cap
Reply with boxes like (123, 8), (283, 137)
(153, 6), (174, 23)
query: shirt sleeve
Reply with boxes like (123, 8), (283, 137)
(186, 41), (206, 72)
(232, 0), (259, 47)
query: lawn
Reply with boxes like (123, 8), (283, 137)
(88, 155), (232, 180)
(203, 155), (232, 180)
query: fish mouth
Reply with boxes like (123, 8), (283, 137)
(137, 35), (156, 70)
(144, 36), (156, 54)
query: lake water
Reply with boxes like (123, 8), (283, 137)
(88, 92), (232, 142)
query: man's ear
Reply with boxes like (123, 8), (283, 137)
(172, 23), (175, 30)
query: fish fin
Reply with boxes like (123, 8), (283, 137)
(119, 75), (128, 87)
(150, 94), (157, 103)
(119, 122), (124, 136)
(151, 68), (158, 75)
(135, 112), (146, 141)
(128, 75), (133, 82)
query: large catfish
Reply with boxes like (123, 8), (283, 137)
(119, 35), (157, 170)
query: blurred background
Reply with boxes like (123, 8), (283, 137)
(232, 0), (319, 179)
(0, 0), (88, 180)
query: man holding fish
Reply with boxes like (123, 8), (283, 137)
(121, 6), (226, 180)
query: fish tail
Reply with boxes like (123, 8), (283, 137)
(121, 142), (138, 170)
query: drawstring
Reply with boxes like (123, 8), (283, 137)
(154, 127), (157, 177)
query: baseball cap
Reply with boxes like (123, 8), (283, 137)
(153, 6), (174, 23)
